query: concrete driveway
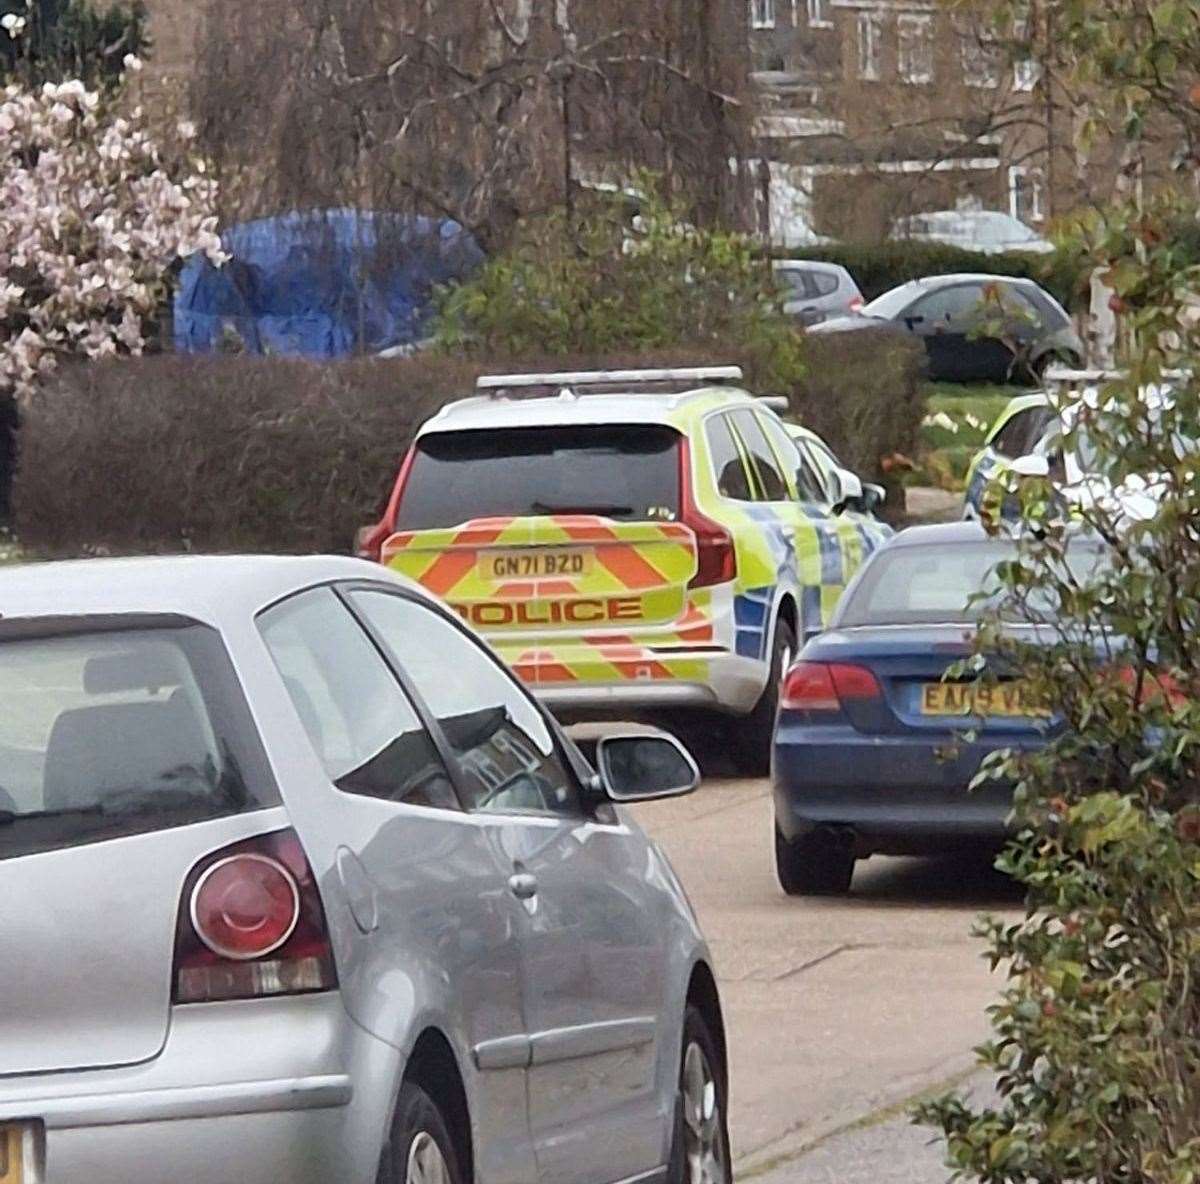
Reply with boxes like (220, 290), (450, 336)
(630, 775), (1020, 1180)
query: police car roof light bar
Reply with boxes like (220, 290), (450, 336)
(476, 366), (743, 394)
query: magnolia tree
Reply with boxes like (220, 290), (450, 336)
(0, 76), (223, 404)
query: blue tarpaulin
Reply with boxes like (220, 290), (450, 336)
(174, 210), (484, 358)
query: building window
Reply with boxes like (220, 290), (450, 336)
(1012, 19), (1040, 91)
(1008, 165), (1045, 223)
(807, 0), (830, 27)
(898, 14), (933, 85)
(1013, 57), (1041, 91)
(751, 0), (775, 29)
(961, 33), (1001, 88)
(857, 12), (882, 80)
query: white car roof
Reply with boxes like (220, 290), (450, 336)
(418, 386), (760, 434)
(0, 555), (423, 628)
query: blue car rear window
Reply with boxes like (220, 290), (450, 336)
(837, 542), (1107, 627)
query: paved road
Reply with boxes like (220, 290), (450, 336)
(629, 776), (1020, 1180)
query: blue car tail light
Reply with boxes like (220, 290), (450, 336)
(781, 661), (882, 714)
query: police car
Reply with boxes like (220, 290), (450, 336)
(963, 371), (1188, 524)
(962, 390), (1053, 521)
(359, 367), (891, 771)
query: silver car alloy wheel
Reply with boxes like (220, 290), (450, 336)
(682, 1040), (727, 1184)
(406, 1131), (451, 1184)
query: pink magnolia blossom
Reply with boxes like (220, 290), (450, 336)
(0, 80), (224, 402)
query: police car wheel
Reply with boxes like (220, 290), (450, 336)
(734, 619), (795, 777)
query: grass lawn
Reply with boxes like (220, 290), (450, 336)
(914, 381), (1035, 491)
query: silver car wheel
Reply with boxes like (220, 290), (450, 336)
(682, 1040), (727, 1184)
(406, 1131), (451, 1184)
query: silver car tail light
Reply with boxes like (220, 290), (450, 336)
(172, 830), (337, 1005)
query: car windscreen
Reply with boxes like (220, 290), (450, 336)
(977, 212), (1039, 245)
(396, 425), (682, 530)
(836, 541), (1108, 627)
(861, 283), (921, 320)
(0, 619), (279, 861)
(1018, 284), (1071, 329)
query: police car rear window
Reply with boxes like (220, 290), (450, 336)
(396, 426), (682, 531)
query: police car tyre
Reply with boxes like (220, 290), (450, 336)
(735, 619), (795, 777)
(381, 1082), (465, 1184)
(774, 825), (855, 896)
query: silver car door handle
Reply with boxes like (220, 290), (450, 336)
(508, 872), (539, 901)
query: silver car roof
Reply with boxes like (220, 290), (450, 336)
(0, 555), (422, 628)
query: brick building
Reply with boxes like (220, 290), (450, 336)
(139, 0), (1172, 247)
(749, 0), (1175, 244)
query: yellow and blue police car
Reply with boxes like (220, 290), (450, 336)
(362, 367), (892, 771)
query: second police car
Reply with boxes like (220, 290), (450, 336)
(963, 370), (1189, 524)
(359, 367), (892, 771)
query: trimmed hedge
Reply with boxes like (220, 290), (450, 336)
(779, 241), (1088, 311)
(15, 332), (923, 556)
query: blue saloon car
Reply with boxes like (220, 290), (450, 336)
(772, 522), (1104, 895)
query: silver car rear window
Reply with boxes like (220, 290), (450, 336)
(0, 617), (280, 861)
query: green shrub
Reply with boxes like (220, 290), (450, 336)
(13, 331), (923, 555)
(14, 354), (477, 557)
(915, 197), (1200, 1184)
(784, 330), (925, 518)
(780, 241), (1088, 311)
(435, 188), (806, 393)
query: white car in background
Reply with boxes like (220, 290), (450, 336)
(892, 210), (1055, 256)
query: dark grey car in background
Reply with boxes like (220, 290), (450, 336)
(809, 273), (1084, 382)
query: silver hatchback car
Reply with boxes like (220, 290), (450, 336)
(0, 556), (728, 1184)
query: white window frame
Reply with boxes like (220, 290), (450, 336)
(897, 14), (933, 85)
(857, 12), (882, 81)
(807, 0), (831, 28)
(1013, 57), (1041, 91)
(751, 0), (776, 30)
(1008, 165), (1045, 224)
(961, 33), (1001, 89)
(1012, 18), (1040, 92)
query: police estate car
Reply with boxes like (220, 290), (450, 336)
(359, 367), (891, 771)
(964, 370), (1188, 524)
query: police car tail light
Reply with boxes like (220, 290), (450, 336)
(360, 445), (420, 561)
(172, 830), (338, 1005)
(678, 439), (737, 588)
(781, 662), (881, 712)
